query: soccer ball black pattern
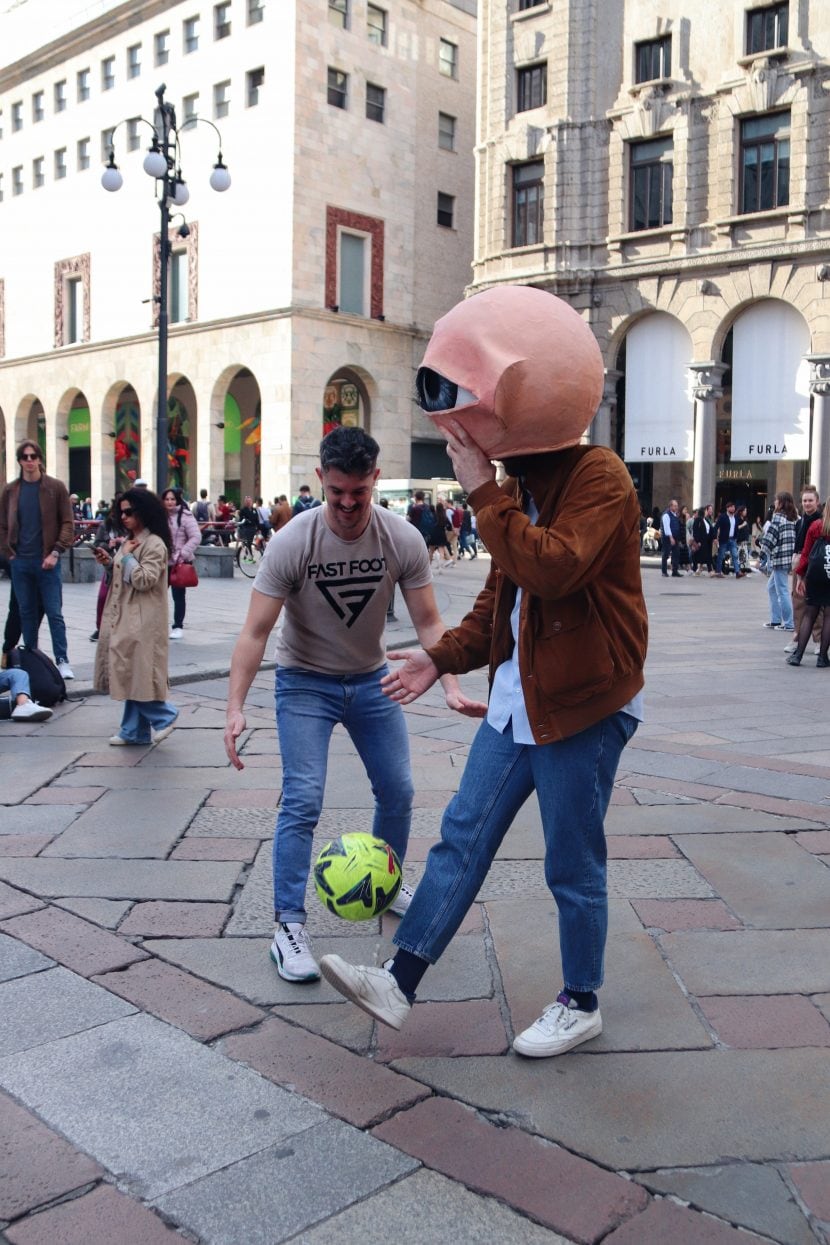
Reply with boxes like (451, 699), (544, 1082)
(313, 832), (402, 921)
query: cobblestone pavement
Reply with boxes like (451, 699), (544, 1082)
(1, 559), (829, 1244)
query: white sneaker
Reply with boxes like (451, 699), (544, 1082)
(387, 881), (414, 917)
(153, 716), (178, 744)
(57, 661), (74, 680)
(513, 993), (602, 1058)
(169, 627), (183, 640)
(813, 644), (821, 656)
(783, 641), (798, 654)
(270, 922), (320, 982)
(320, 954), (411, 1029)
(11, 700), (52, 722)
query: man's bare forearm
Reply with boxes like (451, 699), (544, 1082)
(227, 631), (269, 714)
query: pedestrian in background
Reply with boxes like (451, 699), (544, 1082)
(788, 504), (830, 667)
(661, 498), (682, 577)
(786, 485), (824, 657)
(427, 501), (454, 571)
(760, 491), (798, 631)
(89, 495), (125, 642)
(714, 502), (744, 578)
(163, 487), (201, 641)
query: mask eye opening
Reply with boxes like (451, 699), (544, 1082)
(415, 367), (459, 413)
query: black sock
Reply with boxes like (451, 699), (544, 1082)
(563, 988), (598, 1012)
(387, 949), (429, 1002)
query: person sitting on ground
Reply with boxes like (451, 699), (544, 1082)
(1, 665), (53, 721)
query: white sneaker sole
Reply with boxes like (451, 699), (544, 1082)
(269, 945), (320, 983)
(513, 1012), (602, 1058)
(320, 955), (408, 1030)
(153, 718), (178, 745)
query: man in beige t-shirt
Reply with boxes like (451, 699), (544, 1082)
(224, 427), (484, 984)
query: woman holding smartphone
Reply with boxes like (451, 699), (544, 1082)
(93, 487), (178, 746)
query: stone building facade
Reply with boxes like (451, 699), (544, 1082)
(474, 0), (830, 515)
(0, 0), (476, 501)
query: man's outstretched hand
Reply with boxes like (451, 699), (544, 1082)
(382, 650), (487, 718)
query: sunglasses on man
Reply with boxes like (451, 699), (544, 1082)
(19, 452), (40, 461)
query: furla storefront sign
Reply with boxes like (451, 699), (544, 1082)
(623, 314), (695, 464)
(731, 302), (810, 461)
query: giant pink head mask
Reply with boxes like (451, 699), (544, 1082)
(416, 286), (604, 460)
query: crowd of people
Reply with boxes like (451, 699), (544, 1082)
(404, 491), (479, 568)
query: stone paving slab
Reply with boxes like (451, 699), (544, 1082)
(813, 992), (830, 1024)
(631, 899), (742, 931)
(0, 751), (87, 805)
(636, 1163), (818, 1245)
(0, 931), (54, 983)
(0, 806), (83, 837)
(270, 1001), (375, 1055)
(0, 834), (56, 857)
(677, 832), (830, 928)
(39, 790), (204, 860)
(605, 804), (823, 835)
(153, 1118), (418, 1245)
(49, 766), (281, 791)
(601, 1198), (770, 1244)
(376, 999), (509, 1061)
(24, 786), (106, 805)
(787, 1161), (830, 1223)
(170, 836), (260, 861)
(0, 858), (242, 901)
(94, 957), (264, 1041)
(0, 906), (147, 977)
(0, 1011), (324, 1201)
(297, 1167), (573, 1245)
(54, 897), (133, 927)
(0, 966), (135, 1057)
(371, 1096), (648, 1244)
(659, 929), (830, 994)
(119, 900), (230, 937)
(186, 806), (276, 838)
(4, 1183), (182, 1245)
(474, 858), (714, 901)
(0, 1088), (103, 1222)
(697, 994), (830, 1049)
(135, 728), (235, 769)
(391, 1049), (830, 1170)
(487, 899), (712, 1050)
(0, 881), (44, 920)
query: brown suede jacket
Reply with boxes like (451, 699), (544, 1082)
(426, 446), (648, 744)
(0, 473), (75, 560)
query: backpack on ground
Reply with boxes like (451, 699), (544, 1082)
(6, 647), (67, 706)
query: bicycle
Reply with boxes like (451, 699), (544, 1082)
(235, 525), (266, 578)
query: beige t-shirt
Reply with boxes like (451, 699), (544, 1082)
(254, 503), (432, 674)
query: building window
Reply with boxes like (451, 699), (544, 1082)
(54, 148), (67, 180)
(12, 102), (23, 132)
(367, 4), (387, 44)
(630, 136), (673, 230)
(329, 0), (348, 28)
(439, 38), (458, 78)
(634, 35), (671, 83)
(56, 255), (91, 346)
(247, 68), (264, 107)
(339, 232), (367, 315)
(54, 80), (67, 112)
(512, 160), (544, 246)
(77, 138), (90, 171)
(437, 192), (455, 227)
(127, 117), (141, 151)
(33, 157), (45, 188)
(184, 16), (199, 53)
(12, 166), (24, 195)
(248, 0), (264, 23)
(170, 250), (189, 322)
(366, 83), (385, 123)
(155, 30), (170, 65)
(518, 0), (541, 8)
(127, 44), (141, 78)
(66, 277), (83, 343)
(746, 2), (788, 54)
(438, 111), (456, 150)
(214, 80), (230, 119)
(215, 3), (231, 38)
(102, 57), (115, 90)
(183, 93), (199, 121)
(101, 127), (115, 161)
(77, 68), (90, 101)
(517, 62), (546, 111)
(740, 110), (790, 213)
(33, 91), (45, 122)
(328, 68), (348, 108)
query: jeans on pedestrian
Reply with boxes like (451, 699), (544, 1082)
(273, 665), (414, 922)
(171, 586), (186, 629)
(0, 668), (32, 701)
(716, 538), (739, 575)
(118, 699), (178, 744)
(394, 711), (638, 993)
(767, 568), (793, 628)
(9, 556), (69, 662)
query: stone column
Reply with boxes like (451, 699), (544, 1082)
(808, 355), (830, 502)
(590, 370), (621, 448)
(689, 362), (726, 511)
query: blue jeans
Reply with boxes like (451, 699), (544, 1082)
(9, 556), (69, 662)
(0, 668), (32, 701)
(273, 666), (414, 922)
(716, 538), (739, 575)
(118, 699), (178, 744)
(394, 711), (638, 993)
(767, 568), (793, 628)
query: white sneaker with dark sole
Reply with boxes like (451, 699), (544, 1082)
(152, 716), (178, 745)
(513, 994), (602, 1058)
(57, 662), (74, 680)
(320, 954), (411, 1029)
(11, 701), (52, 722)
(387, 881), (414, 917)
(270, 922), (320, 982)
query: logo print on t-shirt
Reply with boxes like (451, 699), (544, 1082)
(314, 575), (384, 627)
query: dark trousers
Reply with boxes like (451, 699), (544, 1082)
(3, 584), (44, 654)
(171, 586), (186, 629)
(661, 536), (679, 575)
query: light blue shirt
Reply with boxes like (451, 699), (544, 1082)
(486, 497), (644, 745)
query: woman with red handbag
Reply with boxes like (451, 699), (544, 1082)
(163, 488), (201, 640)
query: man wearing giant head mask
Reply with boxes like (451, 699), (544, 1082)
(322, 286), (648, 1057)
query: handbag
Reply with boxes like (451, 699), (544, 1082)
(170, 560), (198, 589)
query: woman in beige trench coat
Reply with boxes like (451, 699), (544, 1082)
(93, 487), (178, 746)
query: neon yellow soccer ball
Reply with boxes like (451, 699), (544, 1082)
(313, 832), (402, 921)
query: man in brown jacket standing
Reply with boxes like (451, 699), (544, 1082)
(322, 287), (648, 1057)
(0, 440), (75, 679)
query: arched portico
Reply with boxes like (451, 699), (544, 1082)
(322, 366), (374, 437)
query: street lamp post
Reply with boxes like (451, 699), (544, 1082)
(101, 84), (231, 492)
